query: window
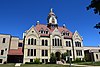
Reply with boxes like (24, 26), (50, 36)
(0, 59), (2, 63)
(42, 40), (44, 46)
(40, 28), (44, 34)
(76, 50), (82, 56)
(30, 59), (33, 62)
(5, 48), (7, 51)
(2, 38), (6, 43)
(45, 50), (48, 56)
(45, 59), (48, 63)
(67, 50), (72, 56)
(28, 39), (30, 45)
(27, 49), (30, 56)
(96, 54), (98, 59)
(34, 49), (36, 56)
(31, 49), (33, 56)
(42, 59), (44, 63)
(66, 32), (69, 36)
(75, 41), (81, 47)
(66, 41), (71, 47)
(31, 38), (34, 45)
(60, 39), (62, 46)
(34, 39), (36, 45)
(45, 40), (48, 46)
(27, 49), (36, 56)
(46, 30), (48, 34)
(42, 50), (44, 56)
(57, 39), (59, 46)
(52, 39), (54, 46)
(42, 50), (48, 56)
(1, 50), (4, 55)
(18, 43), (23, 47)
(99, 50), (100, 52)
(55, 39), (57, 46)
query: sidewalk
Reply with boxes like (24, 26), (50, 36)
(63, 63), (100, 67)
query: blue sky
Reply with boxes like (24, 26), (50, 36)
(0, 0), (100, 46)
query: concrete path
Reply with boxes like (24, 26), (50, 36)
(63, 63), (100, 67)
(15, 63), (21, 67)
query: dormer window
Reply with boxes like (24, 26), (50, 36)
(66, 32), (69, 36)
(39, 28), (44, 34)
(46, 30), (49, 34)
(62, 31), (65, 35)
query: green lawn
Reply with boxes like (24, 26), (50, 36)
(0, 64), (80, 67)
(75, 61), (100, 66)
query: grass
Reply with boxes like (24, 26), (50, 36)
(75, 61), (100, 66)
(0, 64), (80, 67)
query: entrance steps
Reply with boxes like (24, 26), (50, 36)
(15, 63), (21, 66)
(56, 61), (63, 64)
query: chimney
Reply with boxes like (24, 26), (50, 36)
(36, 21), (40, 25)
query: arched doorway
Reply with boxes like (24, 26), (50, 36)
(55, 52), (61, 61)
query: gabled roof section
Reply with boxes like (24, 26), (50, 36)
(35, 24), (51, 33)
(73, 30), (83, 40)
(58, 27), (72, 38)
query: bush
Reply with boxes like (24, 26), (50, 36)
(34, 58), (41, 64)
(25, 58), (42, 64)
(50, 53), (57, 64)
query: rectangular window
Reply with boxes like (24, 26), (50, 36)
(18, 43), (23, 47)
(1, 50), (4, 55)
(34, 49), (36, 56)
(30, 59), (33, 62)
(27, 49), (30, 56)
(45, 59), (48, 63)
(67, 50), (72, 56)
(76, 50), (82, 56)
(42, 59), (44, 63)
(34, 39), (36, 45)
(31, 49), (33, 56)
(60, 39), (62, 46)
(2, 38), (6, 43)
(52, 39), (54, 46)
(69, 41), (71, 47)
(0, 59), (2, 63)
(45, 50), (48, 56)
(66, 41), (68, 46)
(55, 39), (57, 46)
(42, 50), (44, 56)
(96, 54), (98, 59)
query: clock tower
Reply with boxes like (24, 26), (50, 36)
(47, 8), (58, 29)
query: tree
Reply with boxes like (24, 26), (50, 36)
(87, 0), (100, 15)
(50, 53), (57, 64)
(87, 0), (100, 33)
(61, 52), (68, 61)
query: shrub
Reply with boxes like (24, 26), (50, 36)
(50, 53), (57, 64)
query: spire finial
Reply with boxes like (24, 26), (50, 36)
(50, 8), (53, 12)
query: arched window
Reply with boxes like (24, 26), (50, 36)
(45, 30), (48, 34)
(31, 38), (34, 45)
(62, 31), (65, 35)
(42, 40), (44, 46)
(66, 32), (69, 36)
(34, 39), (36, 45)
(28, 39), (30, 45)
(45, 40), (48, 46)
(40, 28), (44, 34)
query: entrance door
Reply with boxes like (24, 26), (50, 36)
(55, 52), (61, 61)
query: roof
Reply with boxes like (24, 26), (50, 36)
(35, 24), (72, 38)
(8, 48), (23, 55)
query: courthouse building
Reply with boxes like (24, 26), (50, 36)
(0, 9), (100, 64)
